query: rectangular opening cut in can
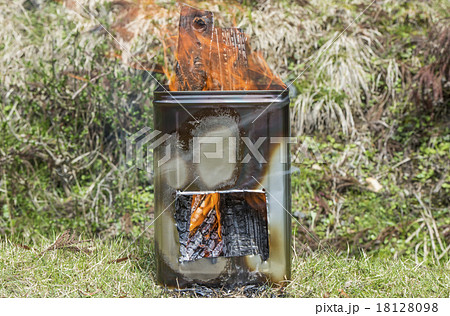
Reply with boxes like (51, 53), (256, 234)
(174, 190), (269, 263)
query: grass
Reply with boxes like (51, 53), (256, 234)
(1, 0), (449, 298)
(0, 236), (160, 298)
(1, 235), (449, 298)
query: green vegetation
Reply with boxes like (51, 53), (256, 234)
(1, 236), (448, 297)
(0, 0), (449, 297)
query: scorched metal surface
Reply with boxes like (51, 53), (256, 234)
(153, 87), (291, 287)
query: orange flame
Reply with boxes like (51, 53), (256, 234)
(189, 193), (221, 240)
(92, 2), (283, 91)
(245, 192), (267, 217)
(168, 5), (285, 91)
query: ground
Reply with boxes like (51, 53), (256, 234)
(1, 236), (449, 298)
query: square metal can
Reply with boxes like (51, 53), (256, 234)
(152, 87), (291, 287)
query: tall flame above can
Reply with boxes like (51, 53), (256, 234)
(167, 5), (286, 92)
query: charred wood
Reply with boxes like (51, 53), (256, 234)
(174, 191), (269, 262)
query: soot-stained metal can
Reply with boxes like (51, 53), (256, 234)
(153, 87), (291, 288)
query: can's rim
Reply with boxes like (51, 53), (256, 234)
(154, 85), (289, 96)
(153, 85), (290, 106)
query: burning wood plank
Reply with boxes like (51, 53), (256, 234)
(175, 192), (224, 262)
(221, 191), (269, 260)
(174, 190), (269, 263)
(173, 5), (284, 91)
(174, 5), (214, 91)
(208, 27), (250, 90)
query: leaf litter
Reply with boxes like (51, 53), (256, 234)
(41, 229), (93, 255)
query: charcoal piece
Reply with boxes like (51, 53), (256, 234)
(175, 5), (214, 91)
(175, 194), (223, 262)
(174, 191), (269, 263)
(174, 194), (191, 233)
(220, 192), (269, 261)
